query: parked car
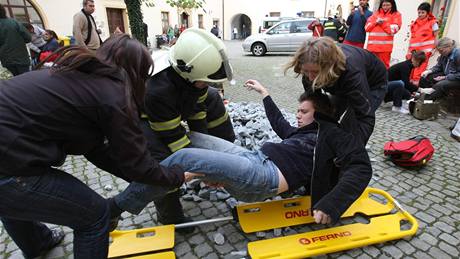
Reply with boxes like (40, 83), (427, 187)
(243, 18), (324, 56)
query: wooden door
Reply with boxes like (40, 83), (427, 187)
(106, 8), (125, 35)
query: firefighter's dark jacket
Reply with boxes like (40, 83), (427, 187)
(145, 67), (230, 153)
(0, 69), (184, 187)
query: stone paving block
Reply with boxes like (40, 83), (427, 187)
(181, 252), (198, 259)
(202, 207), (219, 218)
(416, 211), (436, 224)
(395, 240), (416, 255)
(194, 242), (213, 258)
(439, 241), (460, 257)
(428, 246), (452, 258)
(382, 245), (404, 259)
(214, 242), (234, 255)
(188, 234), (206, 246)
(202, 252), (220, 259)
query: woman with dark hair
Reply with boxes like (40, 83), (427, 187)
(407, 2), (439, 82)
(365, 0), (402, 68)
(0, 34), (185, 258)
(285, 37), (387, 146)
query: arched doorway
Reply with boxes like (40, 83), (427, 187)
(230, 14), (252, 40)
(1, 0), (45, 28)
(181, 12), (189, 28)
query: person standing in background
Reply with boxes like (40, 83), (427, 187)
(407, 2), (438, 83)
(365, 0), (402, 68)
(344, 0), (372, 48)
(233, 27), (238, 40)
(73, 0), (102, 52)
(0, 4), (31, 76)
(308, 18), (324, 38)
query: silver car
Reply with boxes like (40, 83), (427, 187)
(243, 18), (317, 56)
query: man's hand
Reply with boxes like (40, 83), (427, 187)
(184, 172), (204, 182)
(421, 70), (432, 78)
(434, 75), (446, 81)
(244, 79), (269, 97)
(313, 210), (331, 224)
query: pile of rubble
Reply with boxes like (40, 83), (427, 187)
(227, 101), (297, 150)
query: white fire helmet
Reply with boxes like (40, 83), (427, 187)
(169, 28), (233, 83)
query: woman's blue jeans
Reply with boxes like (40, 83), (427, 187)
(114, 132), (280, 214)
(0, 168), (110, 259)
(385, 80), (410, 107)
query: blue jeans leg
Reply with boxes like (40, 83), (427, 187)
(386, 80), (405, 107)
(114, 132), (249, 214)
(0, 168), (110, 259)
(188, 131), (247, 154)
(162, 148), (279, 202)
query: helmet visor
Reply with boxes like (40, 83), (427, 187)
(207, 49), (233, 81)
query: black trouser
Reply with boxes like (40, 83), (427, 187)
(419, 72), (460, 100)
(3, 63), (30, 76)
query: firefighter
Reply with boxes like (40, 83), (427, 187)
(109, 28), (235, 232)
(323, 16), (346, 42)
(365, 0), (402, 68)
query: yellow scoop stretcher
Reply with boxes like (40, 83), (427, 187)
(108, 188), (417, 258)
(247, 188), (418, 258)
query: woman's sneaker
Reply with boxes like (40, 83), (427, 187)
(392, 106), (409, 114)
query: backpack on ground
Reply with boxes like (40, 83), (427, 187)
(383, 136), (434, 167)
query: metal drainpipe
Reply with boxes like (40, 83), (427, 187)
(222, 0), (225, 40)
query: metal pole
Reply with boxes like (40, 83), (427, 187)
(175, 216), (234, 229)
(324, 0), (328, 17)
(222, 0), (225, 40)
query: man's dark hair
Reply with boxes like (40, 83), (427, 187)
(411, 50), (426, 63)
(379, 0), (398, 13)
(0, 4), (7, 19)
(298, 92), (334, 116)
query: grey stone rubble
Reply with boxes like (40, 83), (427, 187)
(227, 101), (296, 150)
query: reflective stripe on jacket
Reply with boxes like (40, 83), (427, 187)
(408, 14), (437, 54)
(365, 9), (402, 52)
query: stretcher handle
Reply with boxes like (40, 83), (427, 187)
(175, 216), (234, 229)
(366, 188), (419, 234)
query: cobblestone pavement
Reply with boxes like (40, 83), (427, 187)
(1, 41), (459, 259)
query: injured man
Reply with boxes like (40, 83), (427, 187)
(110, 79), (372, 225)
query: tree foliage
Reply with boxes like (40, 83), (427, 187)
(166, 0), (204, 9)
(124, 0), (146, 45)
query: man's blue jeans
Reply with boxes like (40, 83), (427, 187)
(114, 132), (280, 214)
(0, 168), (110, 258)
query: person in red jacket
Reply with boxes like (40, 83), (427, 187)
(407, 2), (439, 83)
(308, 18), (324, 37)
(365, 0), (402, 68)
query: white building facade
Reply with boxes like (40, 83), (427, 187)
(1, 0), (458, 62)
